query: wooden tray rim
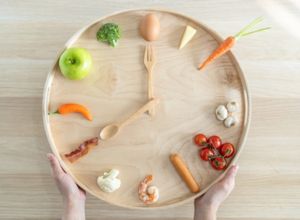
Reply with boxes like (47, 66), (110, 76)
(42, 8), (251, 209)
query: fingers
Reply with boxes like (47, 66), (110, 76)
(47, 153), (65, 178)
(219, 165), (238, 188)
(224, 165), (239, 180)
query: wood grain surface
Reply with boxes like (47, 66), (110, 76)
(44, 9), (249, 209)
(1, 0), (300, 219)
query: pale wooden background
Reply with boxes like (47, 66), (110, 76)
(1, 0), (300, 219)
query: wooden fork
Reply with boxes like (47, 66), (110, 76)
(144, 44), (156, 116)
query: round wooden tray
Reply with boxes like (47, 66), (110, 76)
(43, 9), (250, 209)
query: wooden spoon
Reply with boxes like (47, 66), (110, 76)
(99, 98), (159, 140)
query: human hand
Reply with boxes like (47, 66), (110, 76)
(47, 153), (86, 220)
(194, 165), (239, 220)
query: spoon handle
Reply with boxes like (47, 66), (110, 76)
(119, 98), (159, 128)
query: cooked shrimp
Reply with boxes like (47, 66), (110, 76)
(138, 175), (159, 204)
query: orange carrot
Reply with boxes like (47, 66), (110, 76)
(170, 153), (200, 193)
(199, 36), (235, 70)
(199, 17), (270, 70)
(50, 103), (92, 121)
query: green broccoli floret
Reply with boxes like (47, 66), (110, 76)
(96, 23), (121, 47)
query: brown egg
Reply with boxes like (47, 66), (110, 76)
(139, 13), (160, 41)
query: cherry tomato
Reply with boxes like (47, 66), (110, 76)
(199, 148), (215, 161)
(208, 135), (222, 149)
(194, 133), (207, 147)
(210, 156), (226, 170)
(219, 143), (235, 158)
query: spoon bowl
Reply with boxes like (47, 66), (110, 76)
(99, 124), (119, 140)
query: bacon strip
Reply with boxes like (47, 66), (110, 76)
(64, 137), (99, 163)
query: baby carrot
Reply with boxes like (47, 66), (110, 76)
(199, 36), (235, 70)
(49, 103), (92, 121)
(170, 153), (200, 193)
(199, 17), (270, 70)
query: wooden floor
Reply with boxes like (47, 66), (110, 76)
(1, 0), (300, 219)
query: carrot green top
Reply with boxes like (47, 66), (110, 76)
(234, 17), (271, 40)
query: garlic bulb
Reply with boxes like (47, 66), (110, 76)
(215, 105), (228, 121)
(226, 101), (238, 113)
(224, 115), (237, 128)
(97, 169), (121, 193)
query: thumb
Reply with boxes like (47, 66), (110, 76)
(47, 153), (65, 178)
(223, 165), (239, 181)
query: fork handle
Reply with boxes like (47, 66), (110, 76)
(147, 69), (155, 116)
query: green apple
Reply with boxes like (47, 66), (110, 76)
(59, 47), (92, 80)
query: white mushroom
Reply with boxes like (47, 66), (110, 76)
(97, 169), (121, 193)
(215, 105), (228, 121)
(224, 115), (238, 128)
(226, 101), (238, 113)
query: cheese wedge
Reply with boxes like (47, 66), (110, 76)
(179, 25), (197, 49)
